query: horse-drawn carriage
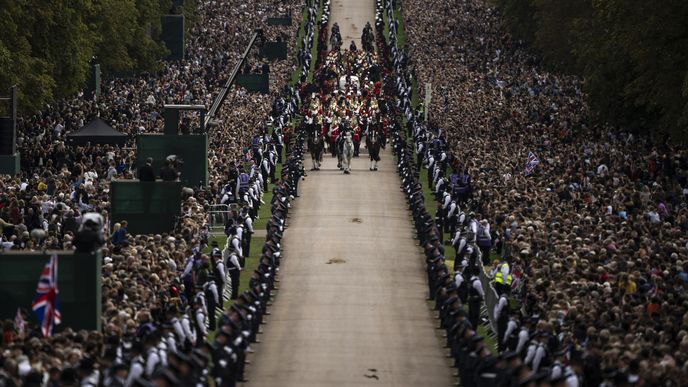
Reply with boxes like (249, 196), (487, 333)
(303, 48), (387, 174)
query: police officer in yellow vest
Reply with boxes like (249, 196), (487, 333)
(494, 258), (512, 296)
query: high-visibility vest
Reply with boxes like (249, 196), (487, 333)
(495, 262), (512, 285)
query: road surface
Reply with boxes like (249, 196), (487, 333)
(244, 146), (454, 386)
(244, 1), (453, 385)
(328, 0), (373, 49)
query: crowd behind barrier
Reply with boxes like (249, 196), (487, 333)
(388, 0), (688, 385)
(0, 0), (324, 385)
(4, 0), (688, 385)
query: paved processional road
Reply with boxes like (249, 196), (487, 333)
(329, 0), (372, 49)
(243, 1), (454, 386)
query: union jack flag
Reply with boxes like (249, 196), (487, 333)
(32, 254), (61, 337)
(524, 151), (539, 177)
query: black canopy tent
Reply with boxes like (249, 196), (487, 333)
(66, 118), (127, 146)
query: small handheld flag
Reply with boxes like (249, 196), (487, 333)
(524, 151), (539, 177)
(14, 308), (25, 338)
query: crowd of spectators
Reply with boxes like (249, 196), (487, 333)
(393, 0), (688, 384)
(5, 0), (688, 383)
(0, 0), (319, 385)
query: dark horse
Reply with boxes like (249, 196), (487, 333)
(366, 127), (382, 171)
(330, 22), (342, 51)
(308, 129), (325, 170)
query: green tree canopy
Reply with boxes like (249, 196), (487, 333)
(0, 0), (172, 113)
(495, 0), (688, 140)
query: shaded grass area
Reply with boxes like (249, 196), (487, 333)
(205, 0), (315, 340)
(204, 144), (285, 339)
(413, 126), (498, 353)
(392, 124), (498, 353)
(253, 159), (283, 231)
(290, 5), (310, 85)
(386, 2), (419, 113)
(411, 77), (419, 110)
(393, 7), (407, 48)
(382, 5), (390, 43)
(418, 167), (455, 269)
(307, 2), (324, 83)
(203, 5), (319, 383)
(206, 235), (266, 341)
(383, 3), (407, 48)
(289, 0), (324, 85)
(477, 325), (495, 346)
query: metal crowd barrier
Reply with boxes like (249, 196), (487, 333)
(208, 204), (231, 234)
(478, 261), (499, 333)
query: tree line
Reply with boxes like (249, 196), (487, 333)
(495, 0), (688, 140)
(0, 0), (195, 114)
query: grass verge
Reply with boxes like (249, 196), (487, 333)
(384, 0), (497, 354)
(289, 0), (324, 85)
(206, 235), (266, 341)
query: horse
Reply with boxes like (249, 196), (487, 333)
(361, 22), (374, 52)
(330, 23), (342, 51)
(366, 128), (382, 171)
(308, 130), (324, 170)
(340, 131), (354, 174)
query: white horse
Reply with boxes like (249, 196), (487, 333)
(341, 131), (355, 174)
